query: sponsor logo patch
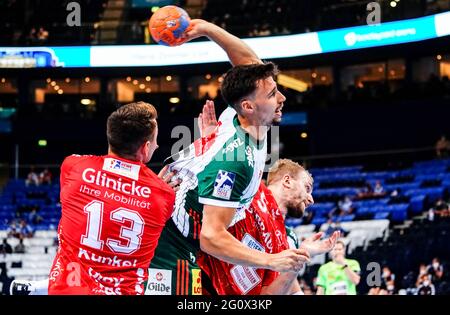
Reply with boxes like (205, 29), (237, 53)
(192, 269), (202, 295)
(212, 170), (236, 200)
(145, 268), (172, 295)
(103, 158), (140, 180)
(230, 233), (264, 294)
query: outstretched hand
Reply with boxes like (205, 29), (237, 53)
(181, 19), (211, 43)
(197, 100), (218, 138)
(300, 231), (340, 257)
(157, 165), (182, 192)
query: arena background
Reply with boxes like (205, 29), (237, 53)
(0, 0), (450, 296)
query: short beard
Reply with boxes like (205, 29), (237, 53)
(287, 203), (304, 218)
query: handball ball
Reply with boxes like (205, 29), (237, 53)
(149, 6), (192, 47)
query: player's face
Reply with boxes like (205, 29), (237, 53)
(286, 171), (314, 217)
(144, 124), (159, 163)
(250, 76), (286, 127)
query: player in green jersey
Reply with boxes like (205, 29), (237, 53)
(147, 20), (309, 295)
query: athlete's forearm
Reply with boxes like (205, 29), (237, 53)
(203, 23), (261, 66)
(200, 228), (270, 268)
(260, 272), (298, 295)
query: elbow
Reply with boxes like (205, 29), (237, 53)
(354, 276), (361, 285)
(199, 229), (219, 254)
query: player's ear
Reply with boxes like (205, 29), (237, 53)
(240, 99), (254, 113)
(282, 174), (292, 189)
(137, 140), (150, 162)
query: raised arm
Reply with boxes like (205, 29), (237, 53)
(184, 19), (262, 66)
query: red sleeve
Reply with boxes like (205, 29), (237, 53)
(60, 154), (83, 184)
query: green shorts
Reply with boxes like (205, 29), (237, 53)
(146, 219), (202, 295)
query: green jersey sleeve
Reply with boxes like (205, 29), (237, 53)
(285, 226), (299, 249)
(197, 159), (252, 209)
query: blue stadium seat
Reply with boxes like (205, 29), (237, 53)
(387, 204), (409, 222)
(374, 212), (390, 220)
(0, 204), (17, 213)
(383, 182), (421, 192)
(307, 202), (335, 214)
(339, 214), (355, 222)
(285, 218), (303, 228)
(353, 198), (390, 208)
(404, 187), (444, 203)
(311, 217), (328, 227)
(409, 195), (426, 214)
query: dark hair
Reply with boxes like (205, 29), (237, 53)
(107, 102), (157, 157)
(221, 62), (279, 113)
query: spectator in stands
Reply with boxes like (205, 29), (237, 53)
(329, 196), (354, 218)
(434, 199), (450, 218)
(427, 207), (435, 222)
(428, 199), (449, 221)
(25, 166), (39, 187)
(435, 135), (450, 158)
(0, 262), (14, 295)
(14, 237), (26, 254)
(416, 263), (429, 287)
(427, 258), (444, 283)
(373, 181), (386, 196)
(39, 168), (52, 185)
(19, 220), (34, 238)
(416, 274), (436, 295)
(7, 220), (22, 238)
(37, 27), (49, 43)
(378, 288), (389, 295)
(381, 266), (396, 294)
(324, 220), (347, 238)
(316, 240), (361, 295)
(390, 188), (399, 197)
(356, 181), (374, 199)
(338, 196), (354, 216)
(0, 238), (13, 254)
(368, 287), (380, 295)
(28, 208), (43, 225)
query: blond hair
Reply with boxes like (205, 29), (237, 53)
(267, 159), (313, 186)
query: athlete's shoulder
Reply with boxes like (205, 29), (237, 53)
(218, 106), (237, 124)
(62, 154), (98, 164)
(61, 154), (100, 171)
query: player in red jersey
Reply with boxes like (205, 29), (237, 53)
(11, 102), (178, 295)
(198, 158), (339, 295)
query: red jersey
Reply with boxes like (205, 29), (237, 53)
(198, 182), (289, 295)
(48, 154), (175, 295)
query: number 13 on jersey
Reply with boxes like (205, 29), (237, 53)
(81, 200), (145, 254)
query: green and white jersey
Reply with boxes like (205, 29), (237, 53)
(316, 259), (361, 295)
(285, 226), (299, 249)
(168, 107), (267, 241)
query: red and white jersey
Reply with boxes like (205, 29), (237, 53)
(197, 182), (289, 295)
(48, 154), (175, 295)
